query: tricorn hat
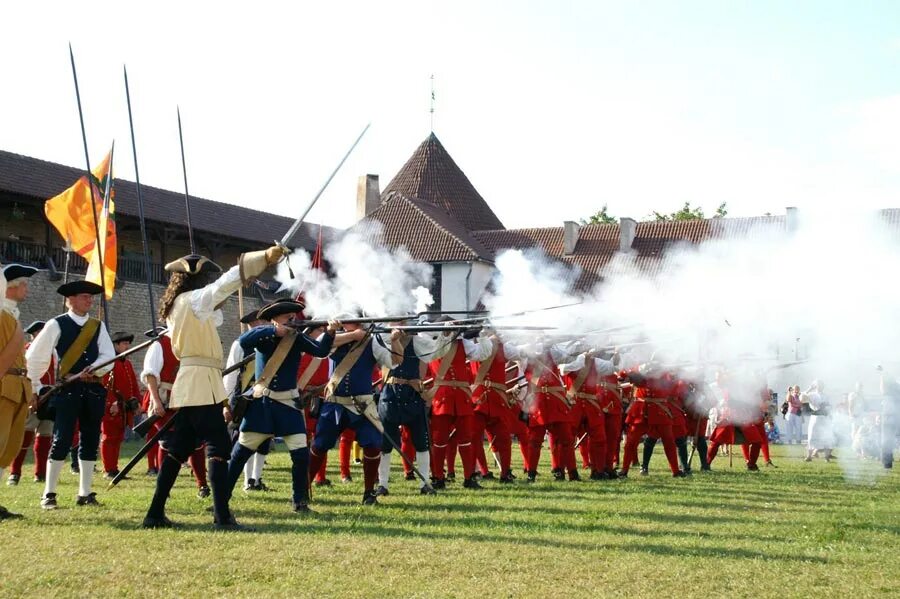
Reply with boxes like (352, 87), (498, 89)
(111, 331), (135, 344)
(239, 309), (261, 325)
(57, 280), (104, 297)
(24, 320), (45, 335)
(2, 263), (38, 282)
(164, 254), (222, 275)
(257, 299), (306, 321)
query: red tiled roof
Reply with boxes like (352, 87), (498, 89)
(355, 191), (495, 262)
(0, 149), (331, 250)
(381, 133), (505, 232)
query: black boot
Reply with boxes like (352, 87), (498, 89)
(642, 437), (657, 472)
(145, 455), (181, 523)
(676, 437), (689, 472)
(463, 476), (483, 490)
(209, 457), (233, 526)
(551, 467), (565, 481)
(567, 469), (581, 481)
(362, 490), (378, 505)
(526, 470), (537, 483)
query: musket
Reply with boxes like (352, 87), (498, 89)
(372, 325), (554, 333)
(285, 315), (416, 329)
(447, 301), (585, 325)
(36, 329), (170, 409)
(278, 123), (370, 249)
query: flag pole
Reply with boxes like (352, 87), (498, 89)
(97, 141), (115, 326)
(176, 106), (196, 254)
(124, 66), (157, 330)
(61, 241), (71, 311)
(68, 43), (109, 329)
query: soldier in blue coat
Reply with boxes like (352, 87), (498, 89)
(225, 300), (337, 513)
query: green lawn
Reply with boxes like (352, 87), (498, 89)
(0, 442), (897, 598)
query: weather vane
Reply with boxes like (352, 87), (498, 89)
(430, 74), (435, 132)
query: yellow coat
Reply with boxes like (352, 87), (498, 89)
(0, 310), (29, 405)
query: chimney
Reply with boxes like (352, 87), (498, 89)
(619, 217), (636, 252)
(563, 221), (580, 255)
(785, 206), (798, 232)
(356, 174), (381, 220)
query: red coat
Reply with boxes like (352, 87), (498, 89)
(624, 370), (676, 427)
(470, 346), (511, 419)
(527, 355), (570, 426)
(102, 358), (139, 431)
(563, 359), (605, 424)
(708, 386), (765, 445)
(429, 341), (474, 417)
(599, 374), (623, 415)
(297, 354), (330, 389)
(667, 379), (690, 437)
(140, 335), (179, 413)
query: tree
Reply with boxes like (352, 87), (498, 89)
(649, 201), (728, 222)
(580, 204), (617, 225)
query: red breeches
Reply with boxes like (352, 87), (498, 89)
(430, 414), (475, 479)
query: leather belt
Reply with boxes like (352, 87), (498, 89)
(637, 396), (673, 418)
(431, 379), (473, 396)
(386, 377), (424, 392)
(252, 385), (300, 401)
(4, 367), (28, 377)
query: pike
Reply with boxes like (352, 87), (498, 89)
(68, 43), (110, 329)
(348, 396), (434, 493)
(115, 352), (257, 487)
(277, 123), (371, 252)
(36, 330), (169, 410)
(124, 66), (157, 330)
(449, 301), (585, 325)
(176, 106), (196, 253)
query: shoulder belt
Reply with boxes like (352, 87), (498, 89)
(58, 317), (101, 379)
(325, 330), (373, 398)
(251, 331), (297, 397)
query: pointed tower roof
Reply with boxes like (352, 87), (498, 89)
(382, 133), (505, 231)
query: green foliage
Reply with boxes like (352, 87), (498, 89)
(0, 443), (896, 597)
(580, 204), (617, 225)
(650, 201), (729, 221)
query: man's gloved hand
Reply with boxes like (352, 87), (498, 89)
(265, 244), (287, 265)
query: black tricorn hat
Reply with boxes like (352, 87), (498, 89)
(111, 331), (135, 344)
(24, 320), (45, 335)
(57, 280), (104, 297)
(240, 309), (261, 324)
(164, 254), (222, 275)
(257, 299), (306, 321)
(2, 264), (39, 282)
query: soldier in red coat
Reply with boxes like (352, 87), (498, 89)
(522, 344), (577, 482)
(618, 365), (685, 477)
(427, 332), (493, 489)
(705, 371), (766, 469)
(100, 332), (141, 478)
(559, 349), (619, 480)
(297, 340), (331, 485)
(141, 332), (209, 495)
(469, 335), (521, 483)
(599, 371), (625, 476)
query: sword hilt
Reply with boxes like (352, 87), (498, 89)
(273, 240), (295, 279)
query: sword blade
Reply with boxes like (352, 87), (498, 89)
(280, 123), (371, 246)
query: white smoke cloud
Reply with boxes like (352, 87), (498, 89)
(275, 221), (433, 318)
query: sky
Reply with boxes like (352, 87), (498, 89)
(2, 1), (899, 230)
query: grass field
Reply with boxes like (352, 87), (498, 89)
(0, 441), (897, 598)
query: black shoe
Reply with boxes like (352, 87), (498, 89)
(404, 471), (416, 481)
(463, 477), (483, 490)
(214, 514), (253, 531)
(197, 485), (211, 499)
(701, 465), (711, 471)
(146, 468), (158, 476)
(431, 478), (446, 490)
(375, 485), (389, 497)
(747, 463), (760, 472)
(672, 470), (687, 478)
(142, 515), (177, 529)
(446, 472), (456, 482)
(589, 470), (608, 481)
(568, 470), (581, 482)
(292, 502), (312, 513)
(244, 478), (257, 491)
(551, 468), (564, 481)
(253, 479), (269, 491)
(34, 475), (45, 483)
(6, 474), (19, 486)
(618, 471), (629, 479)
(639, 468), (649, 476)
(354, 458), (362, 465)
(0, 506), (23, 520)
(481, 471), (496, 480)
(420, 485), (437, 495)
(76, 492), (101, 506)
(41, 493), (58, 510)
(314, 478), (332, 487)
(765, 460), (777, 468)
(362, 490), (378, 505)
(103, 471), (117, 481)
(498, 473), (515, 484)
(70, 465), (80, 475)
(471, 471), (482, 481)
(340, 476), (353, 484)
(683, 469), (693, 476)
(526, 471), (537, 483)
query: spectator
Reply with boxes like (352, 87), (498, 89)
(804, 381), (834, 462)
(783, 385), (803, 444)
